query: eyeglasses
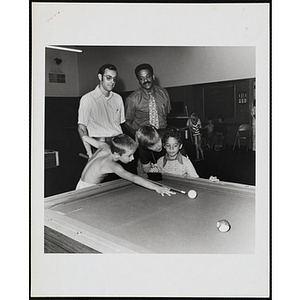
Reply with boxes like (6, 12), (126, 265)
(103, 75), (118, 82)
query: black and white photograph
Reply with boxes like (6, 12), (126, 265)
(44, 45), (257, 255)
(31, 2), (270, 298)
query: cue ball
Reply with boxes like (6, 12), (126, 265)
(187, 190), (198, 199)
(217, 220), (231, 232)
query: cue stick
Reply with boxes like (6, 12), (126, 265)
(185, 105), (189, 117)
(147, 179), (187, 195)
(79, 153), (89, 159)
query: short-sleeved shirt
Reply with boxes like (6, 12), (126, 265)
(139, 146), (166, 165)
(157, 154), (199, 178)
(205, 124), (214, 135)
(78, 85), (125, 138)
(125, 85), (171, 131)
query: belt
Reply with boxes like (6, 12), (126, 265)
(93, 137), (113, 143)
(93, 137), (106, 142)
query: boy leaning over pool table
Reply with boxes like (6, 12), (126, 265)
(76, 133), (175, 197)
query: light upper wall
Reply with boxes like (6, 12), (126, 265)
(45, 48), (80, 97)
(77, 46), (255, 95)
(45, 46), (255, 97)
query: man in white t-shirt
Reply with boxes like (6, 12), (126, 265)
(78, 64), (125, 158)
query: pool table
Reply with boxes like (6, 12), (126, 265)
(44, 175), (255, 254)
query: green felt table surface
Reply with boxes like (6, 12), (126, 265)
(45, 175), (255, 254)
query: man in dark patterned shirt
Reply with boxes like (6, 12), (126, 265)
(124, 63), (171, 138)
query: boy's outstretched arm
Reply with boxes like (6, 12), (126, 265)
(113, 164), (175, 197)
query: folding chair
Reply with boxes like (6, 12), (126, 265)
(233, 124), (252, 151)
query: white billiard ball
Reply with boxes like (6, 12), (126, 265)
(187, 190), (198, 199)
(217, 220), (231, 232)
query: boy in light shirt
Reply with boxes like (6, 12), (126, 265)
(151, 128), (199, 178)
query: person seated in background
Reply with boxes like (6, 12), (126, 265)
(213, 115), (228, 151)
(186, 112), (204, 160)
(204, 117), (214, 149)
(75, 133), (175, 197)
(154, 127), (199, 178)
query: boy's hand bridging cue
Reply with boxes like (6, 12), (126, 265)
(155, 186), (176, 196)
